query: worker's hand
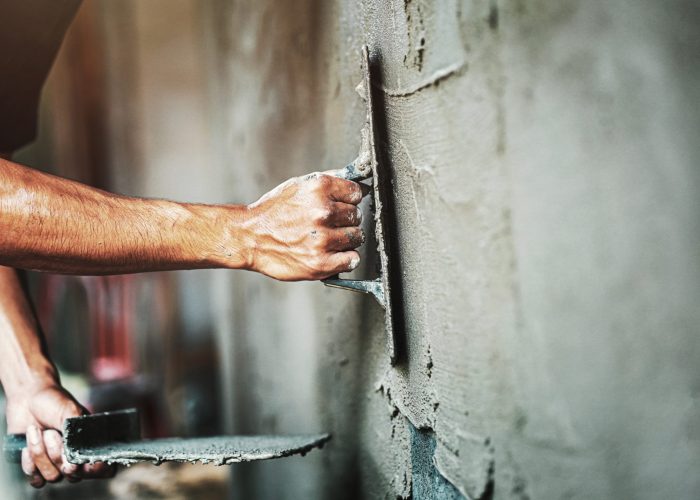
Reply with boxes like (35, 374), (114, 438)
(5, 383), (115, 488)
(246, 172), (369, 281)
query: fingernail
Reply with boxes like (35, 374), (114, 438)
(27, 425), (40, 446)
(30, 473), (45, 489)
(357, 208), (363, 223)
(349, 256), (360, 270)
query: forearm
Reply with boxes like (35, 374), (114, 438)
(0, 266), (57, 400)
(0, 158), (251, 274)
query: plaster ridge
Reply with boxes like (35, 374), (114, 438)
(381, 59), (467, 97)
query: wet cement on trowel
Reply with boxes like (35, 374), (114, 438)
(66, 434), (331, 467)
(61, 407), (330, 467)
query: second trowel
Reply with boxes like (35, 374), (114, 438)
(3, 408), (329, 466)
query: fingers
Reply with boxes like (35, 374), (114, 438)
(45, 431), (82, 481)
(308, 173), (368, 205)
(329, 178), (365, 204)
(44, 429), (64, 471)
(325, 227), (365, 251)
(327, 202), (363, 227)
(323, 250), (362, 275)
(26, 424), (61, 484)
(21, 447), (45, 488)
(22, 426), (111, 486)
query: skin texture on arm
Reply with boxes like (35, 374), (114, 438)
(0, 266), (112, 487)
(0, 157), (365, 279)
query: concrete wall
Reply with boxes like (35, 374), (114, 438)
(200, 0), (700, 498)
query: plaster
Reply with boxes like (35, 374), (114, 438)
(65, 434), (331, 467)
(199, 0), (700, 498)
(36, 0), (697, 497)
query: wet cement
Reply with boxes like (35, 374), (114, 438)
(140, 0), (700, 497)
(65, 434), (331, 466)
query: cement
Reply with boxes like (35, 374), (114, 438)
(65, 434), (331, 466)
(202, 0), (700, 497)
(45, 1), (700, 498)
(61, 408), (330, 467)
(410, 423), (467, 500)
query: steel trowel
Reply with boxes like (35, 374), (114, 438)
(324, 45), (402, 365)
(3, 408), (329, 465)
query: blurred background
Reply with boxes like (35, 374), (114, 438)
(2, 0), (700, 499)
(2, 1), (231, 497)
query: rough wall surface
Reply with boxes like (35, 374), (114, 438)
(15, 0), (697, 498)
(200, 0), (700, 498)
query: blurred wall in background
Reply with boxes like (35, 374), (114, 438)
(16, 0), (224, 443)
(15, 0), (700, 499)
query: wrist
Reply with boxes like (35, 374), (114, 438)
(177, 203), (256, 271)
(3, 362), (59, 403)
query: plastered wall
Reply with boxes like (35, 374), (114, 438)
(43, 0), (697, 498)
(201, 1), (700, 498)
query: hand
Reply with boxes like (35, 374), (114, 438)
(245, 172), (369, 281)
(5, 383), (115, 488)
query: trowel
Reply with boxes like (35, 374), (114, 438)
(3, 408), (329, 466)
(325, 45), (402, 365)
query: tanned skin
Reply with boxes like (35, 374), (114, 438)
(0, 155), (367, 487)
(0, 157), (366, 278)
(0, 265), (114, 487)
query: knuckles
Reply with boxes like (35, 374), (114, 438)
(306, 173), (331, 191)
(312, 203), (333, 224)
(308, 253), (330, 274)
(348, 186), (362, 204)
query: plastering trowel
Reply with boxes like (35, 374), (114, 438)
(3, 408), (329, 466)
(324, 45), (402, 365)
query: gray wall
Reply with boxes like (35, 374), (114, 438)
(22, 0), (696, 498)
(201, 0), (700, 498)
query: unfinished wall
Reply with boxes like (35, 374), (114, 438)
(201, 0), (700, 498)
(10, 0), (696, 498)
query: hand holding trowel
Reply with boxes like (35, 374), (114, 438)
(4, 408), (329, 466)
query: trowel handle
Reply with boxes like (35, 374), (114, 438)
(3, 434), (26, 463)
(333, 162), (371, 182)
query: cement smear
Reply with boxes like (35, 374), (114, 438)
(66, 434), (331, 466)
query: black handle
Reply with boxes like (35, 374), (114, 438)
(3, 434), (26, 463)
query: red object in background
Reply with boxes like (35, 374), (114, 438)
(37, 274), (138, 383)
(35, 274), (170, 438)
(82, 275), (137, 382)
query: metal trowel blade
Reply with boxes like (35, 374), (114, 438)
(324, 45), (400, 364)
(4, 408), (331, 466)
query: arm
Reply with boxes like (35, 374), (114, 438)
(0, 266), (111, 488)
(0, 157), (365, 279)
